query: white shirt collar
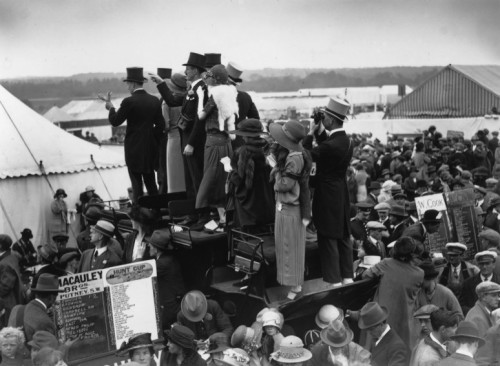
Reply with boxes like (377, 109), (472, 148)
(326, 127), (345, 137)
(133, 88), (144, 92)
(375, 325), (391, 346)
(429, 333), (447, 351)
(451, 262), (462, 273)
(190, 78), (202, 89)
(34, 298), (47, 310)
(455, 349), (474, 358)
(95, 246), (107, 256)
(482, 274), (493, 282)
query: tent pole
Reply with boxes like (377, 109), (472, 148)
(0, 196), (18, 242)
(90, 155), (114, 202)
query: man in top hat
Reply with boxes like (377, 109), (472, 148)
(464, 281), (500, 337)
(363, 221), (388, 259)
(78, 220), (122, 272)
(177, 290), (233, 341)
(12, 228), (37, 269)
(0, 234), (20, 274)
(437, 320), (484, 365)
(146, 230), (186, 329)
(460, 251), (500, 313)
(24, 273), (62, 341)
(357, 301), (409, 366)
(416, 261), (463, 320)
(302, 96), (354, 287)
(403, 209), (443, 255)
(99, 67), (164, 203)
(387, 205), (409, 243)
(439, 242), (479, 299)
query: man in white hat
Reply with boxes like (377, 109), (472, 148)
(303, 97), (354, 288)
(465, 281), (500, 336)
(78, 220), (122, 272)
(439, 242), (479, 299)
(363, 221), (388, 259)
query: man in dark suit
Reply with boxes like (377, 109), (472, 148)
(99, 67), (164, 203)
(0, 234), (20, 274)
(358, 302), (408, 366)
(78, 220), (122, 272)
(438, 321), (484, 366)
(402, 209), (442, 254)
(387, 205), (409, 243)
(303, 97), (353, 287)
(12, 228), (37, 269)
(24, 274), (61, 341)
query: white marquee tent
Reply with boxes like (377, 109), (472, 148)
(0, 85), (129, 247)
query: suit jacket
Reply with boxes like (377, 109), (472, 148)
(0, 250), (20, 274)
(32, 264), (67, 288)
(108, 89), (164, 173)
(437, 353), (477, 366)
(78, 247), (122, 273)
(156, 252), (186, 328)
(24, 299), (56, 342)
(461, 273), (500, 311)
(303, 129), (353, 239)
(388, 220), (408, 243)
(12, 239), (37, 268)
(371, 328), (409, 366)
(177, 299), (233, 340)
(402, 222), (426, 243)
(350, 217), (368, 241)
(465, 300), (494, 337)
(476, 322), (500, 366)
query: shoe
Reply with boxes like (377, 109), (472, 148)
(191, 217), (210, 231)
(323, 281), (342, 290)
(342, 278), (354, 285)
(287, 286), (303, 300)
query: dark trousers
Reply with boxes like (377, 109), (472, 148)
(179, 129), (204, 200)
(317, 232), (353, 283)
(128, 168), (158, 203)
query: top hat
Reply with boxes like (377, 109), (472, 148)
(31, 274), (63, 293)
(93, 220), (115, 238)
(183, 52), (206, 70)
(123, 67), (148, 83)
(205, 64), (229, 85)
(21, 228), (33, 239)
(226, 62), (243, 83)
(204, 53), (221, 69)
(206, 332), (230, 354)
(421, 209), (442, 224)
(166, 73), (187, 94)
(54, 188), (67, 199)
(270, 336), (312, 364)
(116, 333), (156, 356)
(146, 229), (171, 251)
(358, 302), (388, 329)
(320, 319), (354, 348)
(157, 68), (172, 80)
(269, 120), (305, 152)
(165, 325), (195, 350)
(229, 119), (263, 137)
(219, 348), (251, 366)
(450, 321), (485, 346)
(181, 290), (208, 322)
(321, 97), (350, 121)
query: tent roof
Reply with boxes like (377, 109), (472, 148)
(0, 84), (125, 179)
(61, 97), (125, 122)
(451, 65), (500, 96)
(43, 106), (73, 122)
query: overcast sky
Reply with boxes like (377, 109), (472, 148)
(1, 0), (499, 79)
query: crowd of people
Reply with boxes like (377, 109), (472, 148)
(2, 51), (500, 365)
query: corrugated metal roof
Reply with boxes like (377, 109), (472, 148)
(451, 65), (500, 96)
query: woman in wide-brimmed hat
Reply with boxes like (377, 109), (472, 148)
(160, 325), (206, 366)
(48, 188), (68, 244)
(116, 333), (161, 366)
(268, 120), (312, 301)
(270, 336), (311, 365)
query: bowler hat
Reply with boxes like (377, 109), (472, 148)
(450, 321), (484, 346)
(320, 319), (353, 348)
(204, 53), (221, 69)
(421, 209), (442, 224)
(116, 333), (156, 356)
(183, 52), (206, 70)
(226, 62), (243, 83)
(83, 206), (102, 222)
(165, 325), (195, 350)
(229, 119), (263, 137)
(419, 260), (440, 279)
(358, 302), (388, 329)
(181, 290), (208, 322)
(21, 228), (33, 239)
(321, 97), (350, 121)
(92, 220), (115, 238)
(270, 336), (311, 364)
(146, 229), (171, 251)
(166, 73), (187, 93)
(315, 305), (342, 329)
(31, 274), (63, 293)
(269, 120), (305, 152)
(206, 332), (230, 354)
(53, 188), (67, 198)
(157, 68), (172, 80)
(123, 67), (148, 83)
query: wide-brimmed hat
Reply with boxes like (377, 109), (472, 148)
(166, 73), (187, 93)
(157, 68), (172, 80)
(85, 185), (95, 193)
(93, 220), (115, 238)
(421, 209), (442, 224)
(116, 333), (155, 356)
(359, 255), (381, 269)
(21, 228), (33, 238)
(54, 188), (67, 198)
(389, 205), (408, 217)
(204, 53), (221, 69)
(450, 321), (485, 346)
(181, 290), (208, 322)
(321, 96), (350, 121)
(183, 52), (206, 70)
(270, 336), (312, 363)
(320, 319), (354, 348)
(269, 120), (305, 152)
(31, 274), (63, 293)
(165, 325), (195, 350)
(315, 305), (343, 329)
(59, 250), (81, 265)
(146, 229), (171, 251)
(218, 348), (250, 366)
(27, 331), (59, 350)
(231, 325), (255, 347)
(419, 260), (440, 279)
(358, 302), (388, 329)
(123, 67), (148, 83)
(52, 232), (69, 241)
(228, 119), (263, 137)
(206, 332), (230, 354)
(205, 64), (228, 85)
(226, 62), (243, 83)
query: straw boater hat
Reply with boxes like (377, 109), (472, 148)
(182, 52), (206, 70)
(92, 220), (115, 238)
(181, 290), (208, 322)
(31, 274), (63, 293)
(123, 67), (148, 83)
(321, 96), (350, 122)
(166, 73), (187, 94)
(269, 120), (306, 152)
(320, 319), (353, 348)
(270, 336), (312, 364)
(228, 119), (263, 137)
(226, 61), (243, 84)
(157, 68), (172, 80)
(116, 333), (156, 356)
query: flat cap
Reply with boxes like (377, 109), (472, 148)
(413, 304), (439, 319)
(445, 242), (467, 254)
(366, 221), (387, 230)
(475, 250), (498, 263)
(356, 202), (374, 210)
(476, 281), (500, 296)
(478, 229), (500, 246)
(486, 178), (499, 185)
(374, 202), (391, 211)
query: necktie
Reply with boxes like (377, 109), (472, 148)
(453, 266), (458, 279)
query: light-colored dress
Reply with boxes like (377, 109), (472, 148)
(48, 199), (67, 241)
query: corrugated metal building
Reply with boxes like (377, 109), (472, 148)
(385, 65), (500, 119)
